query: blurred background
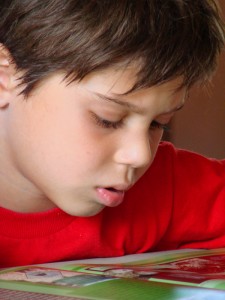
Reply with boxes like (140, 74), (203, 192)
(164, 0), (225, 159)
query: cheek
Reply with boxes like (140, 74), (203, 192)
(31, 120), (101, 179)
(7, 104), (102, 183)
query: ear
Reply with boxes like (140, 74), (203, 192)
(0, 44), (16, 108)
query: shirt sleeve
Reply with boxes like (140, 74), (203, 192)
(156, 142), (225, 250)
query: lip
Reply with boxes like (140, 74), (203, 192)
(96, 187), (126, 207)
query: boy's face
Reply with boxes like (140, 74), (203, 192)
(3, 65), (185, 216)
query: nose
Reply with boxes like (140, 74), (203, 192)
(113, 132), (152, 169)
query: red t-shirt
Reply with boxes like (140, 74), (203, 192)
(1, 142), (225, 268)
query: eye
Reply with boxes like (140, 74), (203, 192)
(150, 120), (170, 131)
(92, 113), (123, 129)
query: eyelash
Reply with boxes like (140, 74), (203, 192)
(150, 120), (170, 132)
(92, 114), (170, 132)
(92, 114), (123, 129)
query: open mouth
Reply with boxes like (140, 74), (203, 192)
(96, 187), (125, 207)
(105, 187), (119, 192)
(105, 187), (125, 194)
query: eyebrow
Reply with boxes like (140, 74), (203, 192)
(94, 92), (185, 114)
(167, 103), (185, 113)
(94, 92), (142, 112)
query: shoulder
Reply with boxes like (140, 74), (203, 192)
(155, 141), (225, 171)
(130, 141), (225, 211)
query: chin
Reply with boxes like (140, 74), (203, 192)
(60, 203), (105, 217)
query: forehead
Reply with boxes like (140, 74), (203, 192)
(79, 64), (185, 96)
(78, 66), (186, 114)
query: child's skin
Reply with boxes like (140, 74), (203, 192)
(0, 52), (185, 217)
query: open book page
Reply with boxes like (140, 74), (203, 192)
(1, 248), (225, 300)
(60, 248), (225, 289)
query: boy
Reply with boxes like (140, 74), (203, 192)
(0, 0), (224, 268)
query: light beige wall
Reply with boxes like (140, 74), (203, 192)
(168, 1), (225, 159)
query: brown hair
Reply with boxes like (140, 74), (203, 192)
(0, 0), (224, 95)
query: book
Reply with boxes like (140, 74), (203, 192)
(2, 248), (225, 299)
